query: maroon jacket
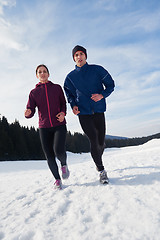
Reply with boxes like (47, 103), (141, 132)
(26, 81), (66, 128)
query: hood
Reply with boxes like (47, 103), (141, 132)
(35, 80), (53, 88)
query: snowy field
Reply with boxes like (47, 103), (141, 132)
(0, 139), (160, 240)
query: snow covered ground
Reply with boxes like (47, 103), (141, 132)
(0, 139), (160, 240)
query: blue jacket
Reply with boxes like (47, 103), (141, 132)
(64, 63), (115, 115)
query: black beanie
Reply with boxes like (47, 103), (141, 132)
(72, 45), (87, 60)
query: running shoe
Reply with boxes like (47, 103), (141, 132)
(61, 165), (70, 179)
(54, 179), (62, 189)
(99, 170), (109, 184)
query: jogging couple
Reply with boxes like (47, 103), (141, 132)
(25, 45), (115, 189)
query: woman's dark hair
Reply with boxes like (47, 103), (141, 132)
(36, 64), (49, 74)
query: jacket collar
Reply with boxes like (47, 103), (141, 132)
(75, 62), (88, 71)
(35, 80), (53, 88)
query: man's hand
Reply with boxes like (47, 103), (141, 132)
(73, 106), (80, 115)
(56, 112), (65, 122)
(91, 94), (103, 102)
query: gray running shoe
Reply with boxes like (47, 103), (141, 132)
(99, 170), (109, 184)
(61, 165), (70, 179)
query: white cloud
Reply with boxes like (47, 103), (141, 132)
(0, 0), (16, 15)
(0, 1), (27, 51)
(134, 10), (160, 32)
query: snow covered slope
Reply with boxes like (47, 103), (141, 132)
(0, 139), (160, 240)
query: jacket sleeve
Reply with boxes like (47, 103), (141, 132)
(25, 91), (36, 118)
(59, 85), (67, 115)
(99, 66), (115, 98)
(64, 76), (77, 108)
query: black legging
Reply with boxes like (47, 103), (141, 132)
(78, 113), (105, 171)
(39, 124), (67, 180)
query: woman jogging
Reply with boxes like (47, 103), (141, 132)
(25, 64), (69, 189)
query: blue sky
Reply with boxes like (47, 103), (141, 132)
(0, 0), (160, 137)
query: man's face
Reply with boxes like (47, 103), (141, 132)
(74, 51), (86, 67)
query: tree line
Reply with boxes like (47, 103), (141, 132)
(0, 115), (90, 161)
(0, 115), (159, 161)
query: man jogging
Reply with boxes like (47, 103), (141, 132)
(64, 45), (115, 184)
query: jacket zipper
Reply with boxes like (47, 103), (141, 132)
(45, 83), (53, 127)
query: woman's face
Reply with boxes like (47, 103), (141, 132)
(36, 66), (49, 83)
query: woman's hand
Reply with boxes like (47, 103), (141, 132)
(91, 94), (103, 102)
(73, 106), (80, 115)
(25, 109), (32, 117)
(56, 112), (65, 122)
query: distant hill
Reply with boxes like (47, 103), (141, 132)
(105, 132), (160, 149)
(105, 135), (128, 140)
